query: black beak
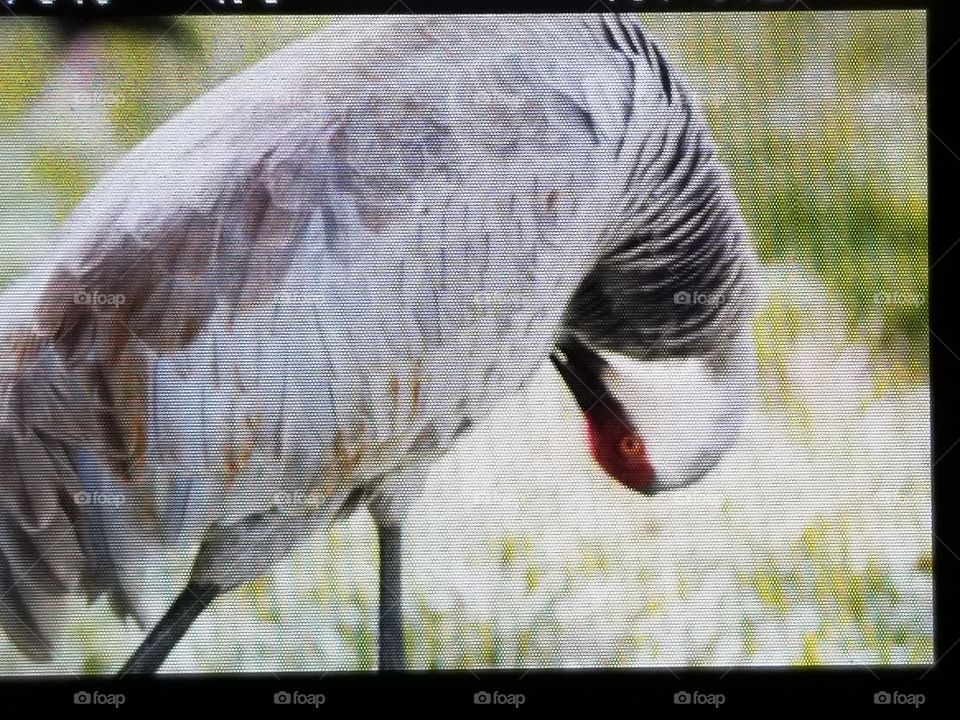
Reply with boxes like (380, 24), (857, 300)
(549, 335), (611, 414)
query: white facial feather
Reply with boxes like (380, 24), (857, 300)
(600, 329), (756, 491)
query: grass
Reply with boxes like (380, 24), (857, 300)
(738, 516), (931, 665)
(30, 149), (96, 220)
(739, 145), (927, 379)
(753, 295), (816, 436)
(0, 26), (57, 122)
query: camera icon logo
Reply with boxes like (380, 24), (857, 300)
(274, 691), (292, 705)
(874, 691), (892, 705)
(674, 691), (692, 705)
(674, 291), (692, 305)
(74, 691), (91, 705)
(474, 690), (492, 705)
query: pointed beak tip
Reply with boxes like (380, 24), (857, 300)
(549, 338), (609, 415)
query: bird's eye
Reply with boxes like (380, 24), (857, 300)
(618, 434), (645, 457)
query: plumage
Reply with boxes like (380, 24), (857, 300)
(0, 14), (757, 665)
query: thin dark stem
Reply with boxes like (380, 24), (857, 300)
(117, 582), (220, 676)
(377, 522), (405, 671)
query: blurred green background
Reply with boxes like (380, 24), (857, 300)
(0, 12), (930, 673)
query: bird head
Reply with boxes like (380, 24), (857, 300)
(550, 330), (755, 494)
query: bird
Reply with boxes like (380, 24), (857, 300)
(0, 14), (758, 674)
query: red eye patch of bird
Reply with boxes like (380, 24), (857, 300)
(549, 336), (656, 492)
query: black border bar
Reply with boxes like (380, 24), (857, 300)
(0, 0), (933, 17)
(0, 0), (954, 712)
(0, 668), (947, 710)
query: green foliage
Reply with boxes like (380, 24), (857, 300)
(240, 577), (281, 624)
(739, 516), (932, 664)
(753, 296), (814, 434)
(737, 141), (928, 378)
(29, 149), (95, 220)
(0, 28), (56, 121)
(101, 31), (162, 145)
